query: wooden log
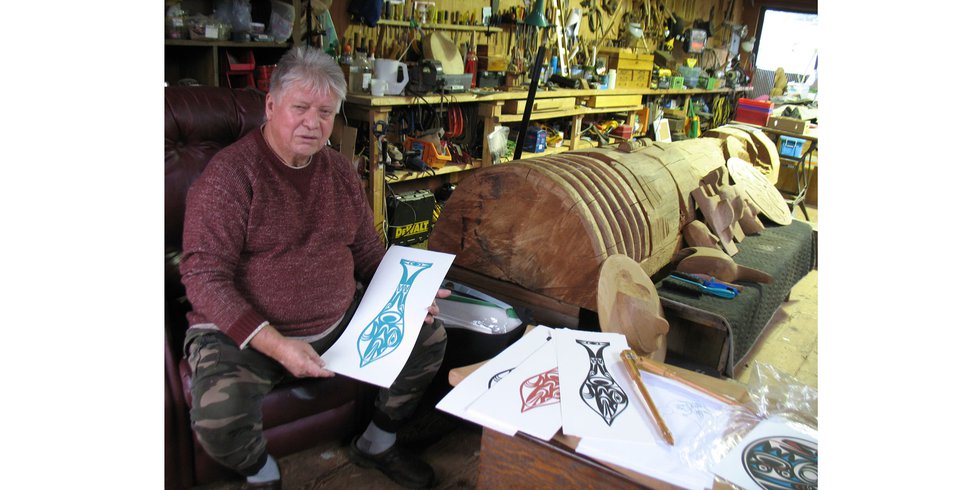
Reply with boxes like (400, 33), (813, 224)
(429, 139), (731, 311)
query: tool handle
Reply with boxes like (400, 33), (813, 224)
(621, 350), (675, 445)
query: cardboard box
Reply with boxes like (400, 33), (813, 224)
(767, 116), (807, 134)
(597, 47), (654, 89)
(503, 97), (576, 114)
(584, 94), (643, 108)
(478, 55), (509, 72)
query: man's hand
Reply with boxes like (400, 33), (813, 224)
(424, 288), (452, 324)
(250, 325), (335, 378)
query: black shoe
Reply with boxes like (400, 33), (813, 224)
(348, 437), (436, 489)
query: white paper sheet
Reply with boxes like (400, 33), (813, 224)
(465, 338), (563, 441)
(436, 326), (554, 424)
(556, 329), (658, 443)
(712, 416), (817, 490)
(321, 245), (455, 388)
(576, 373), (734, 489)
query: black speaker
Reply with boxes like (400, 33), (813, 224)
(386, 190), (436, 246)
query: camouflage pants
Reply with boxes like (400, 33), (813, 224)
(183, 296), (447, 476)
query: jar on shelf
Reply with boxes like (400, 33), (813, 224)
(349, 49), (373, 95)
(165, 3), (188, 39)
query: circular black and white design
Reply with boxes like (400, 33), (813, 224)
(741, 436), (817, 490)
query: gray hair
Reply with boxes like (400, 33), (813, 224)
(268, 46), (347, 105)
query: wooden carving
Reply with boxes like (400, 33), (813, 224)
(598, 255), (669, 361)
(675, 247), (774, 284)
(704, 127), (782, 184)
(716, 185), (747, 242)
(682, 220), (723, 250)
(727, 124), (781, 185)
(721, 136), (751, 162)
(726, 157), (792, 225)
(429, 139), (728, 311)
(428, 135), (789, 313)
(704, 127), (759, 165)
(737, 188), (766, 235)
(691, 186), (738, 255)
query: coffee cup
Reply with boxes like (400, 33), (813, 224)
(370, 79), (387, 97)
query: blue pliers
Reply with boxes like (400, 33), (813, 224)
(668, 273), (740, 299)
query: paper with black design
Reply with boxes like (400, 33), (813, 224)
(436, 325), (553, 425)
(321, 245), (454, 388)
(576, 372), (734, 489)
(555, 329), (658, 443)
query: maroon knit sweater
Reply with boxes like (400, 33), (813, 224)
(180, 128), (385, 347)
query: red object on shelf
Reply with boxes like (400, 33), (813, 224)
(464, 44), (478, 89)
(225, 72), (256, 89)
(224, 49), (256, 71)
(610, 124), (633, 140)
(256, 64), (276, 79)
(733, 98), (773, 126)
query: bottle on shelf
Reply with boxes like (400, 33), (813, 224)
(339, 37), (354, 66)
(464, 42), (478, 88)
(349, 45), (373, 94)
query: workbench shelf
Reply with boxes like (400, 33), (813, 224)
(343, 87), (751, 233)
(376, 19), (502, 34)
(383, 162), (481, 183)
(499, 143), (571, 164)
(496, 105), (643, 123)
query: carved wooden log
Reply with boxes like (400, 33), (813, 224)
(703, 126), (785, 185)
(429, 139), (728, 311)
(728, 123), (781, 185)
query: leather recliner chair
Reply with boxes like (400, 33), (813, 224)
(164, 86), (372, 489)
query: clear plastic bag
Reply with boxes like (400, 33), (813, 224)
(486, 125), (510, 164)
(268, 0), (295, 43)
(214, 0), (252, 33)
(678, 363), (818, 482)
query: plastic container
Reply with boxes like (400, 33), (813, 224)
(678, 66), (701, 88)
(224, 49), (256, 72)
(778, 136), (807, 159)
(734, 98), (774, 126)
(430, 280), (528, 398)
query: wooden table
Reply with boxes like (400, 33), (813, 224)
(478, 429), (656, 489)
(450, 354), (752, 489)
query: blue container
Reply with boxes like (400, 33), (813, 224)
(778, 136), (806, 159)
(524, 127), (547, 153)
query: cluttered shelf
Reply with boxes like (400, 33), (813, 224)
(345, 86), (750, 108)
(164, 39), (291, 48)
(376, 19), (503, 33)
(496, 104), (643, 123)
(383, 161), (482, 183)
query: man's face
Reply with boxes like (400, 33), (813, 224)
(264, 82), (339, 165)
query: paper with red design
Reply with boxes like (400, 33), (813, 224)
(466, 338), (563, 441)
(436, 326), (554, 425)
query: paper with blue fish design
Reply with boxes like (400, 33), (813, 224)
(321, 245), (455, 388)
